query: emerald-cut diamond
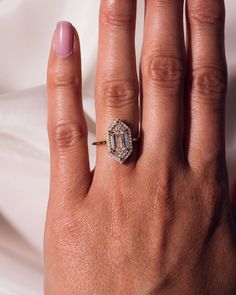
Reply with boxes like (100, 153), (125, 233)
(106, 119), (133, 164)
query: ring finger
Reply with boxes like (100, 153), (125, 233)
(94, 0), (139, 171)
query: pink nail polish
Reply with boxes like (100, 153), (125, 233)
(54, 21), (74, 58)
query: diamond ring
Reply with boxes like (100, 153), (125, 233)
(92, 118), (139, 164)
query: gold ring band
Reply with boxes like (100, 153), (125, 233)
(92, 137), (139, 146)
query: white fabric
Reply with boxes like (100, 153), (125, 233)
(0, 1), (235, 294)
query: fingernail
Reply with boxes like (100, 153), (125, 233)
(54, 21), (74, 58)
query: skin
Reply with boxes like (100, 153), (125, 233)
(45, 0), (236, 294)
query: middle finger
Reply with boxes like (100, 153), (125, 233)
(140, 0), (185, 167)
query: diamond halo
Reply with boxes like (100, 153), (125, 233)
(105, 118), (133, 164)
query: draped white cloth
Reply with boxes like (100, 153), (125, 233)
(0, 1), (235, 294)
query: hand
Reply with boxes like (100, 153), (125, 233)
(45, 0), (236, 294)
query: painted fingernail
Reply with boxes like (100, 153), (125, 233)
(54, 21), (74, 58)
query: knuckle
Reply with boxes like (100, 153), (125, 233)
(196, 170), (228, 223)
(190, 2), (225, 28)
(97, 80), (138, 109)
(100, 8), (133, 31)
(151, 166), (183, 200)
(50, 122), (87, 150)
(195, 152), (227, 178)
(151, 0), (182, 8)
(192, 66), (227, 107)
(48, 67), (80, 90)
(142, 53), (184, 90)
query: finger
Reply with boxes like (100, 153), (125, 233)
(95, 0), (139, 169)
(47, 21), (91, 204)
(140, 0), (186, 167)
(186, 0), (227, 169)
(230, 180), (236, 221)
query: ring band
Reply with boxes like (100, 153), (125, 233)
(92, 137), (139, 146)
(92, 118), (139, 164)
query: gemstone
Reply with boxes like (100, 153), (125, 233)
(124, 133), (129, 148)
(106, 119), (133, 164)
(111, 134), (116, 150)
